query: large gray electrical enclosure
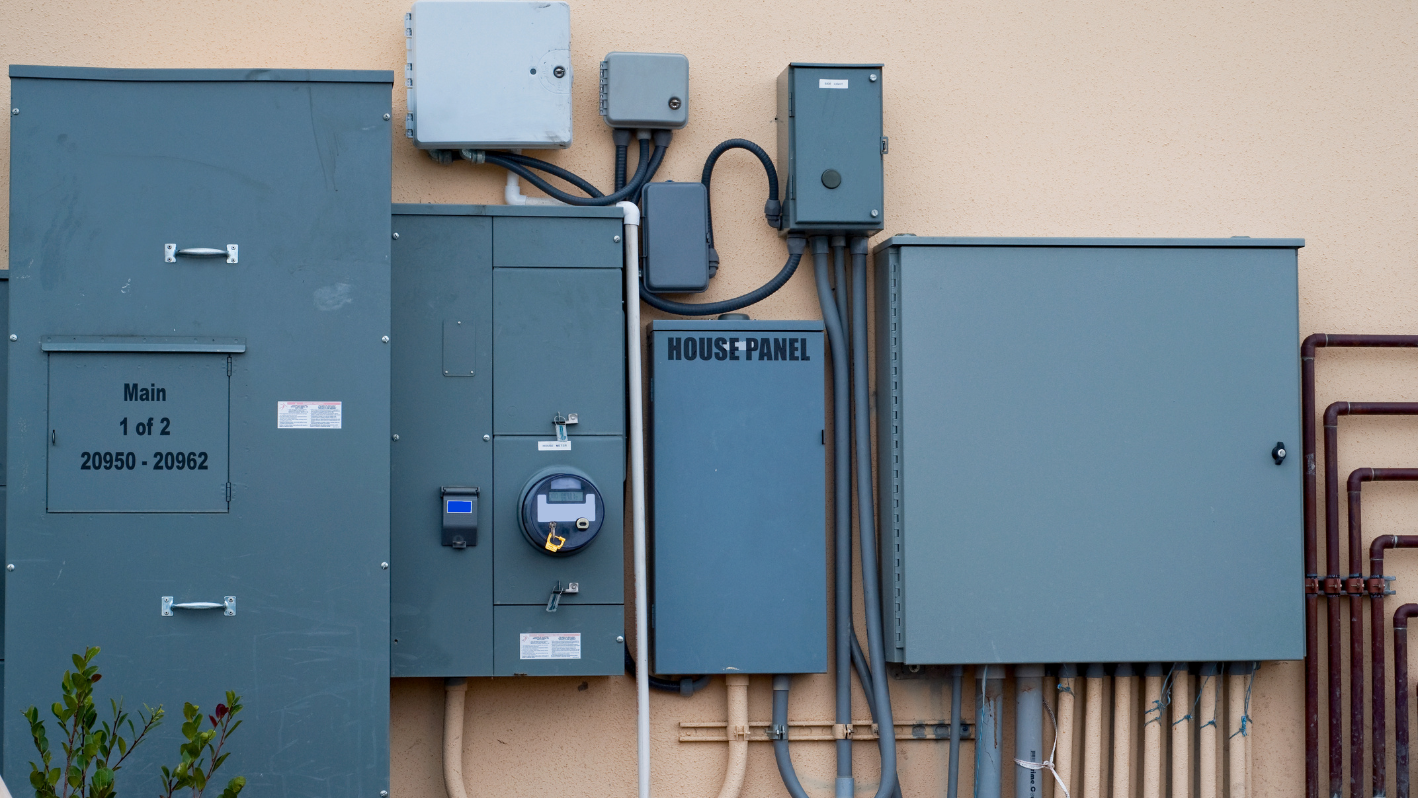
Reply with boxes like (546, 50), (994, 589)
(390, 205), (626, 678)
(874, 237), (1304, 665)
(649, 320), (826, 675)
(776, 63), (885, 234)
(6, 67), (393, 790)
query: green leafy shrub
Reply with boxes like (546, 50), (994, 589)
(23, 647), (246, 798)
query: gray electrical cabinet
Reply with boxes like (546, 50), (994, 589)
(390, 205), (626, 678)
(648, 320), (826, 675)
(776, 63), (885, 234)
(874, 237), (1304, 665)
(6, 67), (393, 792)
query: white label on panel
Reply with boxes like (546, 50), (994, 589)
(520, 633), (582, 659)
(278, 401), (342, 429)
(537, 440), (572, 451)
(819, 79), (849, 89)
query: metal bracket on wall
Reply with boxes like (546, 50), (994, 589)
(162, 596), (237, 617)
(679, 719), (974, 743)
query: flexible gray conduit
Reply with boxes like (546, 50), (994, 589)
(772, 676), (813, 798)
(850, 239), (899, 798)
(813, 238), (856, 797)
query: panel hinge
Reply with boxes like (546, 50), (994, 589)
(405, 112), (415, 139)
(226, 355), (233, 376)
(598, 61), (609, 117)
(404, 12), (412, 38)
(225, 482), (233, 503)
(881, 136), (889, 155)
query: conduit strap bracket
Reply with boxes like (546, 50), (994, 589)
(833, 723), (854, 739)
(1367, 576), (1397, 596)
(729, 724), (749, 740)
(1305, 577), (1321, 595)
(767, 725), (787, 741)
(1345, 577), (1366, 595)
(1323, 576), (1344, 596)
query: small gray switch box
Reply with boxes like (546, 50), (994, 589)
(776, 63), (885, 233)
(641, 182), (710, 293)
(600, 52), (689, 130)
(406, 1), (572, 149)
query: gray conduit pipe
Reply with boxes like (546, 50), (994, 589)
(812, 237), (856, 798)
(977, 666), (1005, 798)
(773, 675), (813, 798)
(950, 665), (964, 798)
(1015, 665), (1044, 798)
(832, 237), (849, 338)
(444, 678), (470, 798)
(850, 238), (900, 798)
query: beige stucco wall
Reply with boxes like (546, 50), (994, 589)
(3, 1), (1417, 796)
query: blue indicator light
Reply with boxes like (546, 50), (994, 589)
(446, 500), (474, 514)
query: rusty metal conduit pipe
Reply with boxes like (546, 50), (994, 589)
(1395, 604), (1418, 798)
(1353, 472), (1418, 798)
(1303, 334), (1418, 798)
(1325, 401), (1418, 798)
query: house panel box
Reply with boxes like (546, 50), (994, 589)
(874, 237), (1304, 665)
(649, 320), (827, 675)
(6, 66), (393, 791)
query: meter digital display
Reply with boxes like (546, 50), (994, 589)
(519, 471), (605, 556)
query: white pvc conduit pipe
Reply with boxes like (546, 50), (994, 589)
(717, 675), (751, 798)
(618, 201), (652, 798)
(503, 150), (565, 206)
(444, 678), (471, 798)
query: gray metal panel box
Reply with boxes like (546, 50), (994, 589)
(405, 0), (573, 149)
(776, 63), (884, 233)
(7, 67), (393, 791)
(874, 237), (1305, 665)
(599, 52), (689, 130)
(391, 211), (494, 677)
(649, 320), (827, 674)
(391, 205), (626, 678)
(641, 182), (711, 293)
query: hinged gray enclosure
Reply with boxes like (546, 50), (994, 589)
(6, 66), (392, 792)
(874, 237), (1304, 665)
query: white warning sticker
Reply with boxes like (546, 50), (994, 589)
(819, 78), (849, 89)
(520, 633), (582, 660)
(537, 440), (572, 451)
(278, 401), (342, 429)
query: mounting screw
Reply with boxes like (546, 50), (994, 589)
(616, 635), (625, 643)
(383, 113), (391, 120)
(668, 96), (682, 110)
(380, 562), (389, 570)
(483, 434), (491, 441)
(1272, 442), (1287, 465)
(392, 232), (399, 240)
(871, 209), (880, 218)
(869, 73), (878, 82)
(381, 792), (390, 797)
(8, 334), (15, 342)
(382, 336), (390, 343)
(553, 66), (566, 78)
(6, 564), (13, 572)
(391, 434), (399, 441)
(613, 235), (621, 243)
(10, 108), (17, 115)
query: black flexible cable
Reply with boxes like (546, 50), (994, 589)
(623, 648), (710, 696)
(614, 144), (628, 191)
(700, 138), (783, 247)
(482, 144), (655, 206)
(495, 151), (606, 198)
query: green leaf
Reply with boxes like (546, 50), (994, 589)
(92, 766), (114, 789)
(116, 736), (127, 756)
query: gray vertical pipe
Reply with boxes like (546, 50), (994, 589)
(976, 666), (1005, 798)
(950, 665), (964, 798)
(812, 236), (855, 798)
(851, 239), (899, 798)
(832, 236), (849, 336)
(1016, 665), (1045, 798)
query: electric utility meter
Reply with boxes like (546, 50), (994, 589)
(520, 469), (604, 556)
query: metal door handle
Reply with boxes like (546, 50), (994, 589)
(162, 596), (236, 616)
(164, 244), (238, 264)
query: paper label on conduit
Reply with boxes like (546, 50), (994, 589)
(819, 79), (849, 89)
(537, 440), (571, 451)
(520, 633), (581, 660)
(277, 401), (342, 429)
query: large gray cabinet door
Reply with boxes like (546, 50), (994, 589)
(5, 68), (392, 794)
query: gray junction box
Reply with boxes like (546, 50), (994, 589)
(649, 320), (826, 675)
(390, 205), (626, 678)
(874, 237), (1304, 665)
(6, 67), (393, 791)
(776, 63), (885, 234)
